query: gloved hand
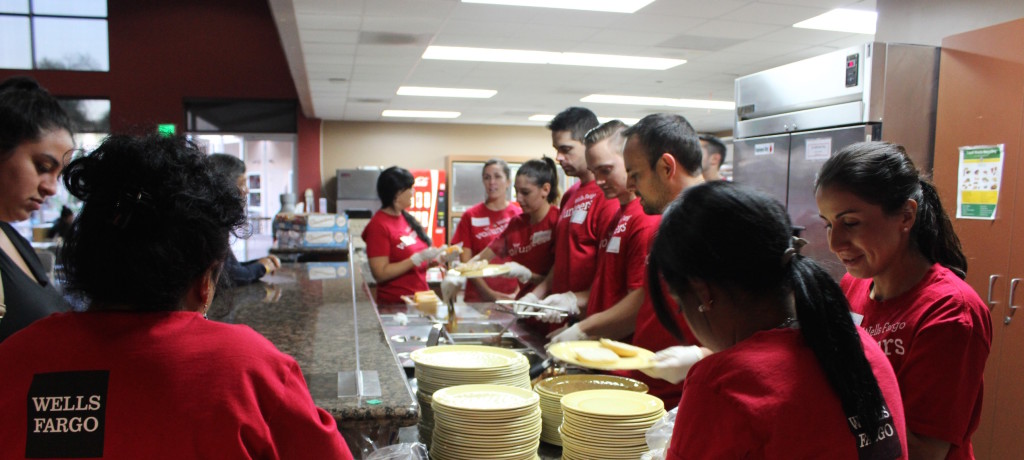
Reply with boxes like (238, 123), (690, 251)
(639, 345), (705, 384)
(439, 244), (463, 265)
(441, 270), (466, 305)
(410, 247), (443, 266)
(547, 323), (588, 343)
(514, 292), (541, 313)
(503, 261), (533, 283)
(538, 292), (579, 323)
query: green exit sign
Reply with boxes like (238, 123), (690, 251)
(157, 124), (176, 136)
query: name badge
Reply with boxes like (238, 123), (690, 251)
(850, 312), (864, 327)
(471, 217), (490, 227)
(399, 235), (418, 246)
(606, 236), (621, 254)
(532, 230), (552, 245)
(570, 209), (588, 224)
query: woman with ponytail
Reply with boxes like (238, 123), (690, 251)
(649, 181), (907, 459)
(816, 142), (991, 460)
(365, 166), (444, 304)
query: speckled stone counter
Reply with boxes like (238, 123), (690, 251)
(206, 263), (416, 456)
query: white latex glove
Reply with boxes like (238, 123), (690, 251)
(410, 247), (443, 266)
(514, 292), (541, 313)
(548, 323), (588, 343)
(440, 269), (466, 305)
(639, 345), (704, 384)
(538, 292), (579, 323)
(439, 244), (463, 265)
(503, 261), (533, 283)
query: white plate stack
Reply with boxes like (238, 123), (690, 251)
(410, 345), (531, 447)
(429, 384), (542, 460)
(534, 375), (649, 446)
(559, 389), (666, 460)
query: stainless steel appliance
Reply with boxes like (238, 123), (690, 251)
(733, 42), (940, 279)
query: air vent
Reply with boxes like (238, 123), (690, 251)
(358, 31), (430, 46)
(354, 98), (389, 104)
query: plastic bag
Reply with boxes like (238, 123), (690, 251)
(365, 442), (429, 460)
(641, 406), (678, 460)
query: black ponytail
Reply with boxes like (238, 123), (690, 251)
(816, 142), (966, 278)
(403, 211), (431, 245)
(517, 157), (560, 204)
(649, 181), (900, 457)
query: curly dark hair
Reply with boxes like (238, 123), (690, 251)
(59, 134), (248, 311)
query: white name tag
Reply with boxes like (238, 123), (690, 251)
(850, 312), (864, 327)
(606, 236), (621, 253)
(471, 217), (490, 227)
(532, 230), (552, 245)
(399, 235), (417, 246)
(570, 209), (588, 224)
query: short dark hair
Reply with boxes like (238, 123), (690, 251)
(60, 134), (248, 312)
(516, 157), (560, 204)
(622, 113), (702, 175)
(547, 107), (599, 143)
(815, 141), (966, 278)
(700, 134), (727, 163)
(207, 153), (246, 180)
(0, 76), (74, 161)
(483, 158), (511, 180)
(584, 119), (628, 150)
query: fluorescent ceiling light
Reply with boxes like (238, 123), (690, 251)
(530, 114), (641, 125)
(382, 110), (461, 119)
(397, 86), (497, 98)
(793, 8), (877, 34)
(581, 94), (736, 111)
(461, 0), (655, 14)
(423, 46), (685, 70)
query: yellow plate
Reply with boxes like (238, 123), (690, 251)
(560, 389), (664, 417)
(458, 263), (512, 278)
(411, 345), (526, 370)
(546, 341), (655, 370)
(535, 374), (648, 396)
(431, 384), (539, 411)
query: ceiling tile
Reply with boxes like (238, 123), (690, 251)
(637, 0), (752, 19)
(360, 16), (447, 35)
(296, 13), (361, 30)
(726, 2), (829, 25)
(686, 20), (784, 39)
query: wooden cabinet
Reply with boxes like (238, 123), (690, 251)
(932, 18), (1024, 459)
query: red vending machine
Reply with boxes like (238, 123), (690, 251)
(408, 169), (447, 247)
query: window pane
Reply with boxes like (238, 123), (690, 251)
(58, 99), (110, 133)
(32, 0), (105, 17)
(33, 17), (108, 71)
(0, 0), (29, 14)
(0, 16), (32, 69)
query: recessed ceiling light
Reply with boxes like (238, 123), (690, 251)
(529, 114), (641, 125)
(793, 8), (877, 34)
(397, 86), (497, 98)
(423, 46), (685, 70)
(461, 0), (655, 13)
(581, 94), (735, 111)
(382, 110), (461, 119)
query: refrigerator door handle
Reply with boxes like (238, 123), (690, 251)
(988, 274), (1000, 310)
(1007, 278), (1021, 325)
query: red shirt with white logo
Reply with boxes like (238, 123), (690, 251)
(487, 206), (559, 298)
(364, 211), (430, 305)
(551, 180), (620, 294)
(451, 202), (522, 301)
(842, 264), (991, 460)
(667, 328), (908, 460)
(586, 198), (659, 317)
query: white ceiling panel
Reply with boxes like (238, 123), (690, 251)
(295, 13), (361, 30)
(686, 20), (784, 39)
(727, 2), (829, 25)
(638, 0), (752, 19)
(360, 16), (448, 35)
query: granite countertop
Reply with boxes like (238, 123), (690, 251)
(206, 263), (417, 430)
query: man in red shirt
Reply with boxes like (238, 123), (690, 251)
(546, 120), (661, 344)
(522, 107), (619, 319)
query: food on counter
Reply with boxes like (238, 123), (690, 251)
(599, 338), (644, 357)
(458, 259), (488, 272)
(414, 291), (439, 311)
(574, 347), (620, 365)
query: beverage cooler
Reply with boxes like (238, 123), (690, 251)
(336, 167), (447, 248)
(732, 42), (940, 279)
(408, 169), (447, 248)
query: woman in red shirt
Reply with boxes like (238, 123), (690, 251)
(364, 166), (443, 305)
(450, 159), (521, 301)
(648, 181), (907, 460)
(816, 142), (991, 460)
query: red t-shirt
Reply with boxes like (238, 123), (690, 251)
(667, 328), (908, 460)
(0, 311), (353, 459)
(451, 202), (522, 301)
(487, 206), (559, 297)
(586, 198), (659, 317)
(364, 211), (430, 305)
(551, 180), (620, 294)
(842, 264), (992, 460)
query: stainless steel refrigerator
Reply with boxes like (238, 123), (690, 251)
(732, 42), (940, 279)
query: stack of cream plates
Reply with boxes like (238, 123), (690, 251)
(429, 384), (542, 460)
(534, 375), (649, 446)
(559, 389), (665, 460)
(410, 345), (531, 446)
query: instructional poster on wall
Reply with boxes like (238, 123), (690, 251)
(956, 144), (1004, 220)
